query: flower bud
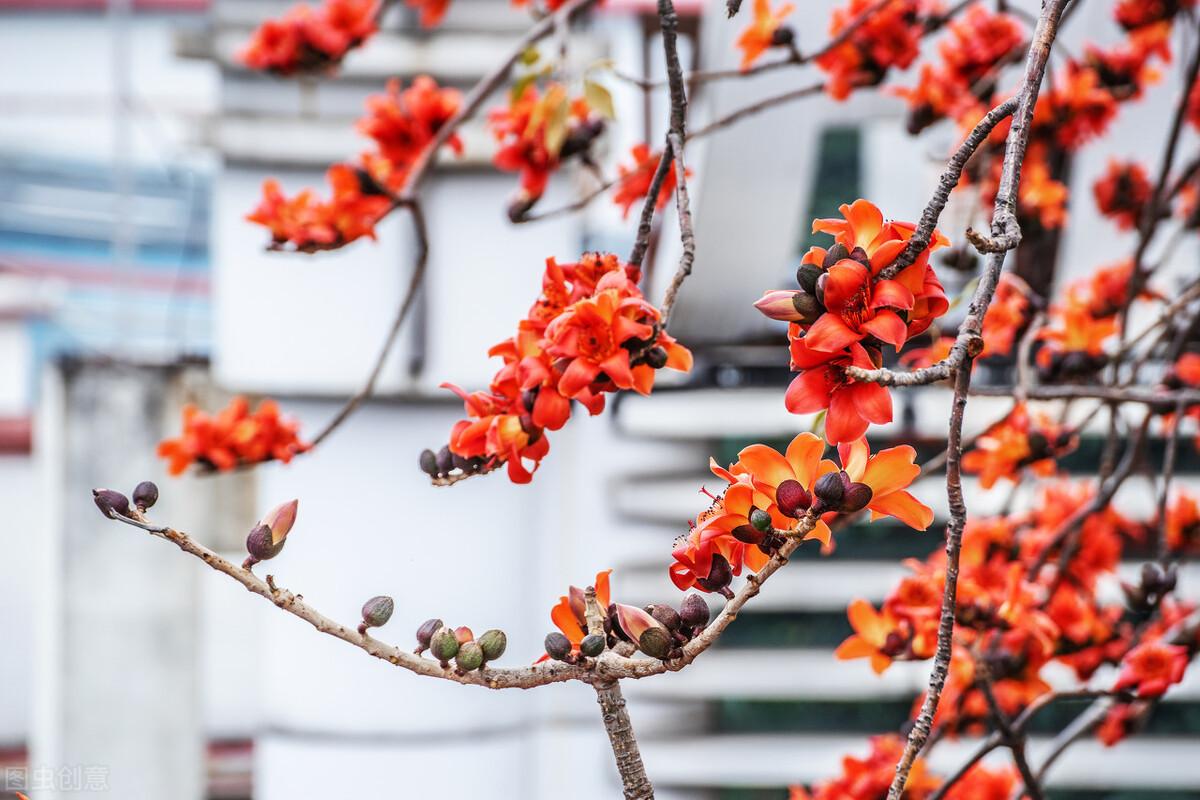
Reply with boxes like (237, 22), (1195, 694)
(848, 246), (870, 268)
(646, 603), (682, 631)
(770, 25), (794, 46)
(544, 631), (573, 661)
(775, 479), (811, 518)
(813, 471), (845, 508)
(679, 594), (710, 628)
(93, 488), (130, 519)
(749, 507), (772, 532)
(245, 523), (283, 563)
(644, 346), (669, 369)
(841, 482), (873, 513)
(415, 618), (443, 653)
(731, 524), (766, 545)
(615, 603), (667, 643)
(436, 446), (453, 476)
(754, 290), (806, 322)
(260, 499), (299, 547)
(580, 633), (606, 658)
(478, 629), (507, 662)
(792, 292), (823, 324)
(360, 596), (394, 629)
(696, 553), (733, 594)
(455, 640), (485, 672)
(637, 627), (673, 659)
(419, 449), (439, 476)
(430, 627), (460, 665)
(132, 481), (159, 512)
(820, 243), (849, 270)
(454, 626), (474, 645)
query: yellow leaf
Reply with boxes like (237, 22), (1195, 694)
(584, 79), (616, 120)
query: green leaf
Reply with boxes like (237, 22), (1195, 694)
(583, 79), (616, 120)
(510, 72), (537, 103)
(519, 46), (540, 66)
(810, 409), (827, 438)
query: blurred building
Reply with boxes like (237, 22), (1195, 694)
(2, 1), (1200, 799)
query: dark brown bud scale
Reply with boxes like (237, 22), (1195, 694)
(679, 594), (710, 628)
(246, 523), (283, 562)
(544, 631), (573, 661)
(415, 618), (444, 652)
(132, 481), (159, 511)
(775, 479), (811, 518)
(637, 627), (673, 659)
(93, 488), (130, 520)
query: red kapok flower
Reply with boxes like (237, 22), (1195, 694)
(358, 76), (462, 172)
(786, 337), (892, 444)
(1113, 640), (1189, 697)
(815, 0), (929, 100)
(736, 0), (795, 70)
(612, 144), (688, 218)
(544, 569), (612, 658)
(962, 403), (1075, 489)
(240, 0), (380, 74)
(1093, 158), (1151, 230)
(157, 397), (309, 475)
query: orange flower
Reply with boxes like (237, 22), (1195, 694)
(1163, 492), (1200, 554)
(980, 273), (1030, 358)
(786, 338), (892, 444)
(837, 437), (934, 530)
(1093, 159), (1151, 230)
(157, 397), (309, 475)
(246, 164), (391, 252)
(358, 77), (462, 173)
(545, 569), (612, 656)
(240, 0), (380, 74)
(442, 383), (549, 483)
(612, 144), (687, 218)
(835, 598), (925, 674)
(735, 0), (795, 71)
(1033, 64), (1118, 150)
(815, 0), (929, 100)
(1113, 640), (1189, 697)
(406, 0), (452, 27)
(1019, 153), (1069, 228)
(941, 765), (1018, 800)
(962, 403), (1075, 489)
(1036, 298), (1118, 378)
(489, 84), (598, 204)
(790, 735), (939, 800)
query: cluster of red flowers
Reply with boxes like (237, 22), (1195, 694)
(815, 0), (935, 100)
(962, 402), (1077, 489)
(240, 0), (380, 74)
(440, 253), (691, 483)
(904, 272), (1032, 368)
(247, 76), (461, 251)
(1094, 159), (1152, 230)
(671, 432), (933, 594)
(788, 735), (1018, 800)
(754, 200), (949, 444)
(894, 5), (1025, 133)
(611, 144), (688, 218)
(836, 475), (1198, 743)
(158, 397), (309, 475)
(735, 0), (796, 70)
(1035, 261), (1145, 381)
(489, 83), (603, 216)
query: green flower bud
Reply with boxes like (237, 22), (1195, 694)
(430, 627), (460, 665)
(638, 627), (673, 659)
(478, 629), (507, 662)
(749, 507), (772, 532)
(579, 633), (606, 658)
(455, 640), (485, 672)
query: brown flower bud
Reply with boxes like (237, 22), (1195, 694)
(245, 523), (283, 563)
(93, 488), (130, 519)
(820, 243), (849, 270)
(792, 291), (823, 324)
(644, 346), (669, 369)
(696, 553), (733, 594)
(132, 481), (159, 512)
(775, 479), (811, 518)
(841, 482), (873, 513)
(419, 449), (439, 477)
(796, 263), (823, 295)
(436, 446), (453, 476)
(813, 471), (846, 508)
(645, 603), (682, 631)
(544, 631), (573, 662)
(679, 594), (710, 628)
(415, 618), (443, 653)
(731, 524), (767, 545)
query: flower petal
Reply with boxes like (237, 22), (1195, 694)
(869, 489), (934, 530)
